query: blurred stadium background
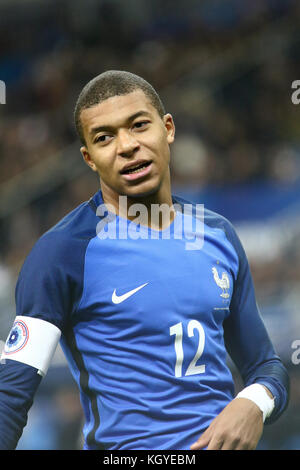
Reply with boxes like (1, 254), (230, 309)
(0, 0), (300, 450)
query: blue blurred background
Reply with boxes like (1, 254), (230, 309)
(0, 0), (300, 450)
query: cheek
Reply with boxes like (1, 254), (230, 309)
(157, 138), (171, 165)
(148, 132), (170, 160)
(90, 151), (114, 176)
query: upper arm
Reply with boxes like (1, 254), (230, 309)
(2, 231), (85, 374)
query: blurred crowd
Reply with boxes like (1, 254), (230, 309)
(0, 0), (300, 450)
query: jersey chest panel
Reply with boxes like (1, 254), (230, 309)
(73, 226), (238, 378)
(62, 213), (239, 449)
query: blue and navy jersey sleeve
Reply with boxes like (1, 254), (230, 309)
(0, 361), (42, 450)
(0, 200), (99, 449)
(15, 201), (98, 332)
(16, 232), (81, 332)
(220, 217), (289, 423)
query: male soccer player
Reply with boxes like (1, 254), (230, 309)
(0, 70), (289, 450)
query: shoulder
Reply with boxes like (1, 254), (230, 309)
(21, 198), (100, 273)
(172, 193), (245, 259)
(43, 199), (99, 243)
(173, 193), (236, 234)
(15, 199), (100, 326)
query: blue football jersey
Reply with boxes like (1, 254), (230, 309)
(15, 190), (283, 450)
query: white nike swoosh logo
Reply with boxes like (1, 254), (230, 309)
(112, 282), (148, 304)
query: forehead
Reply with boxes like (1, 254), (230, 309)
(80, 89), (158, 133)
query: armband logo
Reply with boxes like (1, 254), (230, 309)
(4, 320), (29, 354)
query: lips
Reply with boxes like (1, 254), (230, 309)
(120, 160), (152, 175)
(120, 160), (153, 181)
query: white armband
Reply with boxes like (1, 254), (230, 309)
(235, 383), (275, 422)
(1, 315), (61, 376)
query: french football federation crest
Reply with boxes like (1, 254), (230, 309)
(212, 266), (230, 298)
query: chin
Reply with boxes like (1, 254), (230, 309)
(124, 181), (161, 199)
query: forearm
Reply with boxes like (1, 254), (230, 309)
(0, 360), (42, 450)
(190, 370), (286, 450)
(243, 358), (290, 424)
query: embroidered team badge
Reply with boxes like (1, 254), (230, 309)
(4, 319), (29, 354)
(212, 266), (230, 299)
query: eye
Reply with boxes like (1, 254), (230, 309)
(94, 134), (113, 145)
(133, 120), (150, 130)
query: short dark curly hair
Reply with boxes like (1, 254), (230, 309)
(74, 70), (166, 145)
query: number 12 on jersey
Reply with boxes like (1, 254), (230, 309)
(169, 320), (205, 377)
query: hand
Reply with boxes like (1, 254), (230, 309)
(190, 397), (264, 450)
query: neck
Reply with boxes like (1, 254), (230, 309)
(100, 177), (176, 231)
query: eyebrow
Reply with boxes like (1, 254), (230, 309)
(89, 110), (153, 136)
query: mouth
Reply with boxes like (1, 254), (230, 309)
(120, 160), (153, 181)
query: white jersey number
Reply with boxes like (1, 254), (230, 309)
(169, 320), (205, 377)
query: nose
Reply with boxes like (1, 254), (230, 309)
(117, 129), (140, 157)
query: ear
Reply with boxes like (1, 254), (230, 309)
(80, 146), (98, 172)
(163, 113), (175, 144)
